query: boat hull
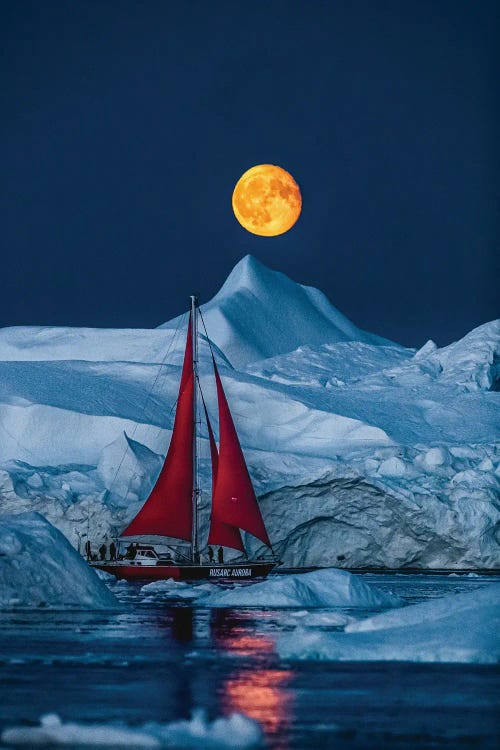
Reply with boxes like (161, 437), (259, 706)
(91, 561), (277, 581)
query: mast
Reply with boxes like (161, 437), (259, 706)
(190, 295), (199, 563)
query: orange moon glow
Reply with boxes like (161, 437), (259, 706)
(232, 164), (302, 237)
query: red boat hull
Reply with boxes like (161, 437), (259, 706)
(91, 561), (277, 581)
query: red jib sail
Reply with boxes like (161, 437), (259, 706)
(210, 359), (272, 548)
(122, 316), (194, 540)
(203, 399), (245, 552)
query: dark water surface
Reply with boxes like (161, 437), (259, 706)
(0, 574), (498, 749)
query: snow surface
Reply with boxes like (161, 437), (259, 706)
(278, 584), (500, 664)
(160, 255), (394, 367)
(0, 256), (499, 568)
(139, 569), (402, 609)
(1, 710), (263, 748)
(0, 513), (119, 610)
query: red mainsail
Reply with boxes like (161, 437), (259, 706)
(203, 400), (245, 552)
(122, 317), (194, 540)
(211, 359), (272, 548)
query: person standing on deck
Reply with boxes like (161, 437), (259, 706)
(208, 546), (214, 563)
(109, 541), (117, 561)
(218, 546), (224, 564)
(99, 543), (107, 561)
(85, 540), (92, 560)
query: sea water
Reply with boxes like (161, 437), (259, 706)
(0, 574), (498, 749)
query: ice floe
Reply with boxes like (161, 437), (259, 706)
(141, 579), (214, 600)
(283, 609), (355, 627)
(278, 583), (500, 663)
(345, 582), (500, 633)
(139, 569), (402, 610)
(202, 569), (402, 609)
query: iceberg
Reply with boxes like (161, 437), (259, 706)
(0, 256), (498, 569)
(278, 584), (500, 663)
(159, 254), (395, 367)
(1, 710), (263, 749)
(141, 569), (403, 609)
(0, 513), (119, 610)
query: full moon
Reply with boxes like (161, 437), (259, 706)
(232, 164), (302, 237)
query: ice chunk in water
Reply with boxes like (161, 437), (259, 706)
(1, 710), (263, 748)
(141, 579), (214, 600)
(278, 584), (500, 663)
(2, 713), (159, 747)
(199, 568), (403, 609)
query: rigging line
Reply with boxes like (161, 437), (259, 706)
(198, 307), (219, 364)
(151, 322), (186, 433)
(199, 307), (388, 447)
(118, 469), (142, 520)
(135, 311), (187, 430)
(197, 314), (273, 558)
(107, 311), (188, 500)
(149, 313), (193, 442)
(195, 375), (221, 551)
(194, 356), (224, 547)
(198, 306), (236, 370)
(195, 371), (216, 439)
(198, 308), (245, 432)
(192, 308), (221, 451)
(197, 306), (226, 436)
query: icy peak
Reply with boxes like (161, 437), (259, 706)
(161, 255), (397, 367)
(215, 254), (281, 298)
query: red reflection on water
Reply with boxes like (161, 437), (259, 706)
(223, 666), (292, 742)
(212, 612), (293, 747)
(218, 632), (275, 656)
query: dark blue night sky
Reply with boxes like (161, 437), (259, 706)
(1, 1), (498, 346)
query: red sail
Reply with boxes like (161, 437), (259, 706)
(122, 317), (194, 540)
(203, 400), (245, 552)
(211, 359), (271, 548)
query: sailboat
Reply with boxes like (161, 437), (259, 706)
(91, 296), (279, 581)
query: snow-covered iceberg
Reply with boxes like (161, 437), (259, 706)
(159, 254), (394, 367)
(141, 569), (402, 609)
(278, 584), (500, 664)
(201, 569), (402, 608)
(1, 710), (263, 748)
(0, 513), (119, 610)
(0, 256), (498, 569)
